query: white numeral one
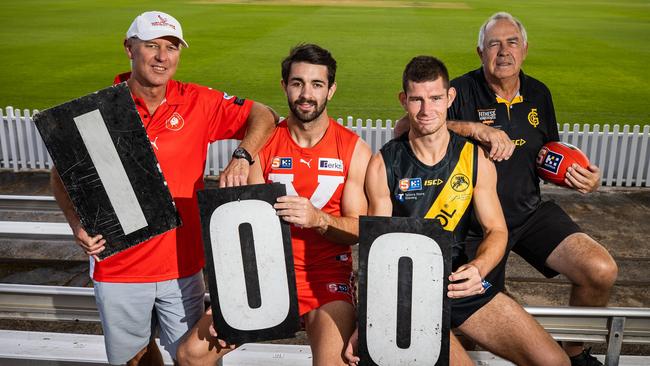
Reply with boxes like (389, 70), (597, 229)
(366, 232), (444, 365)
(73, 109), (147, 234)
(209, 199), (290, 330)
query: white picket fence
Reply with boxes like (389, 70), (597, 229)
(1, 106), (649, 187)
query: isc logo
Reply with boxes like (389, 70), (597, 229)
(424, 179), (443, 186)
(399, 178), (422, 192)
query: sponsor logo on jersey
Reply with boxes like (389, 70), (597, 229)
(424, 178), (443, 186)
(450, 193), (471, 203)
(223, 92), (235, 100)
(151, 15), (176, 30)
(271, 157), (292, 169)
(513, 138), (526, 147)
(450, 174), (470, 192)
(478, 109), (496, 125)
(399, 178), (422, 192)
(165, 112), (184, 131)
(149, 136), (159, 150)
(539, 150), (563, 174)
(528, 108), (539, 128)
(299, 158), (312, 168)
(327, 283), (350, 294)
(335, 254), (349, 262)
(319, 158), (343, 172)
(395, 193), (406, 202)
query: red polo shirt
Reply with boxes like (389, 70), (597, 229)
(92, 73), (252, 282)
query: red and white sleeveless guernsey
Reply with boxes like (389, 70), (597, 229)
(258, 118), (359, 315)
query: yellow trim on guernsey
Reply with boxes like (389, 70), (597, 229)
(423, 142), (475, 231)
(496, 95), (523, 119)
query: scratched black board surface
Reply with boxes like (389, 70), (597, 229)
(33, 83), (180, 259)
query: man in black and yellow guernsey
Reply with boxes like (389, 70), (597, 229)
(393, 12), (617, 366)
(346, 56), (569, 366)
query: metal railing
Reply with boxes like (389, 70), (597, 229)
(1, 283), (649, 365)
(2, 107), (649, 187)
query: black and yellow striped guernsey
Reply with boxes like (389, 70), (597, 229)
(380, 131), (478, 258)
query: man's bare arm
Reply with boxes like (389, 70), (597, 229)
(247, 155), (266, 185)
(219, 102), (277, 187)
(448, 148), (507, 298)
(50, 168), (105, 257)
(467, 148), (508, 276)
(274, 139), (372, 245)
(365, 152), (393, 217)
(394, 116), (514, 161)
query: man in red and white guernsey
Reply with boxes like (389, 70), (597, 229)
(177, 44), (371, 366)
(50, 11), (276, 365)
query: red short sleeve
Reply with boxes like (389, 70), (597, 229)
(205, 90), (253, 142)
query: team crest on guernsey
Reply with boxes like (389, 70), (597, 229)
(477, 109), (496, 125)
(450, 174), (470, 192)
(271, 157), (292, 169)
(528, 108), (539, 128)
(165, 112), (184, 131)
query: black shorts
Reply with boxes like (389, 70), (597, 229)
(449, 252), (499, 328)
(509, 200), (582, 278)
(452, 201), (581, 326)
(463, 200), (582, 292)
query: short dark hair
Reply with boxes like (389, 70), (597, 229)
(281, 44), (337, 87)
(402, 56), (450, 93)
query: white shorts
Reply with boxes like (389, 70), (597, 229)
(93, 271), (205, 364)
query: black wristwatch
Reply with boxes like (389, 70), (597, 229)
(232, 147), (254, 165)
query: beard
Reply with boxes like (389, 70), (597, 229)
(288, 97), (328, 123)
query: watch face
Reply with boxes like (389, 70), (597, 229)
(233, 147), (253, 164)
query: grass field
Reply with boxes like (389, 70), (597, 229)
(1, 0), (648, 125)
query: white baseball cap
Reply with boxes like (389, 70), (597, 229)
(126, 11), (189, 48)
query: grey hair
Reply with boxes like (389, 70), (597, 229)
(477, 12), (528, 51)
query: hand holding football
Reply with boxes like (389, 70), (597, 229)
(536, 141), (590, 187)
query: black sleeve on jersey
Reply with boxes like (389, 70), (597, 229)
(544, 87), (560, 142)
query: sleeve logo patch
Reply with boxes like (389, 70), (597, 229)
(318, 158), (343, 172)
(271, 157), (293, 169)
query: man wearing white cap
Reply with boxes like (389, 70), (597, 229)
(50, 10), (277, 365)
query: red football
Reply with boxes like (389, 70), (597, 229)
(536, 141), (590, 187)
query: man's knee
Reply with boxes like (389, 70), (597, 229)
(127, 341), (163, 366)
(587, 253), (618, 290)
(176, 338), (209, 366)
(566, 233), (618, 289)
